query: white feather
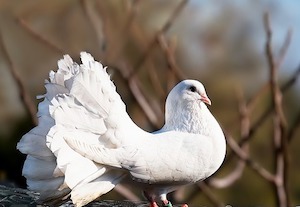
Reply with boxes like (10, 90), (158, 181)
(22, 156), (56, 179)
(70, 169), (126, 207)
(18, 52), (140, 206)
(18, 52), (226, 207)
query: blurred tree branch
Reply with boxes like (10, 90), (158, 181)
(0, 31), (37, 126)
(17, 18), (65, 54)
(208, 88), (249, 188)
(130, 0), (189, 76)
(191, 12), (297, 207)
(157, 34), (186, 88)
(264, 12), (289, 207)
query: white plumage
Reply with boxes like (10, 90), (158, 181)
(17, 52), (226, 207)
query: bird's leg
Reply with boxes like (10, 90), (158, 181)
(162, 200), (173, 207)
(160, 194), (189, 207)
(143, 191), (159, 207)
(163, 201), (188, 207)
(149, 202), (159, 207)
(160, 194), (173, 207)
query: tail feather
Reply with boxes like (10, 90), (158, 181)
(47, 125), (110, 190)
(71, 170), (126, 207)
(17, 52), (130, 206)
(27, 177), (65, 193)
(17, 57), (74, 201)
(17, 132), (53, 160)
(22, 155), (56, 179)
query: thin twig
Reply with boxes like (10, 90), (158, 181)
(225, 133), (275, 182)
(281, 64), (300, 92)
(208, 88), (249, 188)
(230, 27), (298, 151)
(236, 62), (300, 148)
(226, 18), (294, 151)
(129, 21), (167, 101)
(122, 0), (141, 33)
(114, 184), (141, 202)
(264, 13), (287, 127)
(17, 18), (64, 54)
(197, 183), (224, 207)
(81, 0), (106, 54)
(0, 31), (38, 126)
(145, 61), (166, 102)
(276, 28), (293, 67)
(128, 76), (161, 128)
(157, 34), (186, 81)
(109, 62), (161, 128)
(238, 64), (298, 146)
(129, 0), (189, 77)
(208, 160), (245, 188)
(112, 0), (143, 62)
(264, 12), (289, 207)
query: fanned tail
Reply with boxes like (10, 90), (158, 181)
(17, 52), (131, 206)
(17, 82), (70, 202)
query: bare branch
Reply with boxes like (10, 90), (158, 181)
(128, 76), (161, 128)
(122, 0), (141, 32)
(208, 88), (249, 188)
(226, 133), (275, 182)
(17, 18), (64, 54)
(208, 157), (245, 188)
(130, 0), (189, 76)
(0, 31), (38, 126)
(197, 183), (224, 207)
(229, 15), (294, 149)
(276, 28), (293, 67)
(114, 184), (141, 202)
(264, 13), (287, 127)
(157, 34), (186, 81)
(236, 62), (300, 149)
(281, 64), (300, 92)
(109, 62), (162, 128)
(184, 183), (223, 207)
(146, 61), (166, 100)
(81, 0), (106, 54)
(264, 12), (289, 207)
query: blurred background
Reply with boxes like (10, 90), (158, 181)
(0, 0), (299, 206)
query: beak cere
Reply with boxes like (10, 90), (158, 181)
(201, 94), (211, 105)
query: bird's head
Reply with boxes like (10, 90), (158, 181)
(163, 80), (212, 131)
(166, 80), (211, 109)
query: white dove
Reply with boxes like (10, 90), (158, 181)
(17, 52), (226, 207)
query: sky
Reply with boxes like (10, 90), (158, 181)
(272, 0), (300, 74)
(188, 0), (300, 76)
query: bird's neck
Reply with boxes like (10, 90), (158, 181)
(163, 101), (219, 136)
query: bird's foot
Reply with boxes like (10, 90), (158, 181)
(163, 200), (189, 207)
(153, 199), (187, 207)
(162, 200), (173, 207)
(149, 201), (159, 207)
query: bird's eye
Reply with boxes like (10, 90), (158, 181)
(188, 86), (197, 92)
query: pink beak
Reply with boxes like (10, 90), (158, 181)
(201, 94), (211, 105)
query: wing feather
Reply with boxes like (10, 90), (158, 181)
(18, 52), (140, 206)
(47, 52), (139, 205)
